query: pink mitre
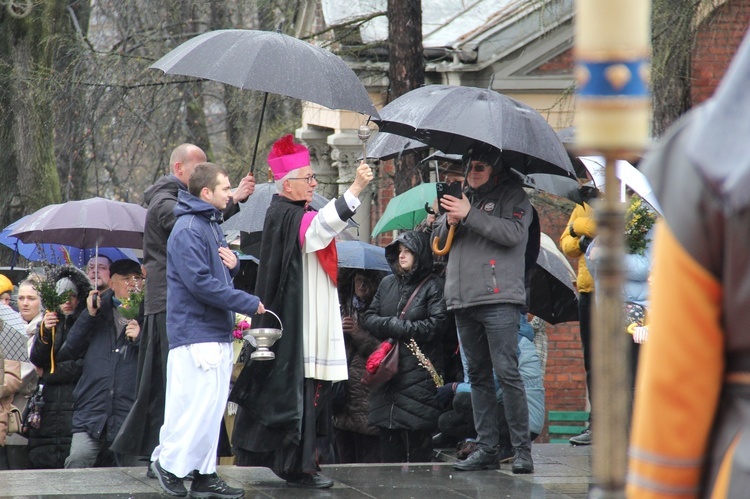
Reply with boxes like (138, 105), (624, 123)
(267, 134), (310, 180)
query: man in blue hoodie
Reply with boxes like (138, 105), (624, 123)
(150, 162), (264, 499)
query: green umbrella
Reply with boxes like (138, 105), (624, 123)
(371, 183), (438, 237)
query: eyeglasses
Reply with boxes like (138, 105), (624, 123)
(287, 174), (317, 185)
(469, 162), (489, 172)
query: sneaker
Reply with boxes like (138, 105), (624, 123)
(453, 447), (499, 471)
(150, 460), (187, 497)
(286, 472), (334, 489)
(569, 429), (592, 446)
(146, 463), (156, 479)
(190, 472), (245, 498)
(456, 440), (478, 460)
(511, 449), (534, 474)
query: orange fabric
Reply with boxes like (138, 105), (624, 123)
(627, 222), (724, 498)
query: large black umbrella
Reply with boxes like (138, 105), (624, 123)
(220, 182), (332, 233)
(372, 85), (576, 179)
(527, 233), (579, 324)
(151, 29), (379, 172)
(364, 131), (428, 161)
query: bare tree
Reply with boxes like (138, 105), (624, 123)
(387, 0), (425, 195)
(651, 0), (701, 137)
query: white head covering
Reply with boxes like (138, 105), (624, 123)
(55, 277), (76, 295)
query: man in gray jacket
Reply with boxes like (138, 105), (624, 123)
(434, 146), (534, 474)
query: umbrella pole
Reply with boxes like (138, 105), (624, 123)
(249, 92), (269, 175)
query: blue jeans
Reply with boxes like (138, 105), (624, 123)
(455, 303), (530, 453)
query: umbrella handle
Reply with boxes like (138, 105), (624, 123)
(432, 225), (456, 256)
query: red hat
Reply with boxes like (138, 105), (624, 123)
(267, 135), (310, 180)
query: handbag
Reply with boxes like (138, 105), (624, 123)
(361, 276), (432, 390)
(361, 339), (400, 389)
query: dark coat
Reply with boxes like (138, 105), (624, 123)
(362, 231), (449, 432)
(166, 191), (258, 348)
(27, 265), (91, 468)
(56, 289), (139, 442)
(332, 316), (381, 436)
(142, 175), (241, 315)
(28, 313), (83, 469)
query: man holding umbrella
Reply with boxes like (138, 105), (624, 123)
(230, 135), (373, 489)
(434, 144), (534, 474)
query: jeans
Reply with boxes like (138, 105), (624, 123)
(455, 303), (530, 453)
(65, 431), (140, 468)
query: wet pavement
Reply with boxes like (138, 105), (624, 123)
(0, 443), (592, 498)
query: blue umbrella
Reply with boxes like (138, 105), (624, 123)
(335, 240), (391, 272)
(1, 215), (139, 268)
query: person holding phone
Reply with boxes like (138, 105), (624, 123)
(433, 144), (534, 474)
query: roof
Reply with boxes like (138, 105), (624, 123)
(320, 0), (574, 68)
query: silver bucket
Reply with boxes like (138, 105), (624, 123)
(243, 310), (283, 361)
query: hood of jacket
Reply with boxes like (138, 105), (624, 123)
(143, 175), (184, 207)
(173, 189), (223, 223)
(385, 231), (433, 285)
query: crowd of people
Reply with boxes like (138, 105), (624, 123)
(1, 131), (659, 498)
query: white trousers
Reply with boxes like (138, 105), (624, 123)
(151, 342), (232, 477)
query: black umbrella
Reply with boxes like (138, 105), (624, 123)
(151, 29), (379, 172)
(363, 131), (428, 161)
(220, 183), (332, 234)
(527, 234), (579, 325)
(556, 126), (601, 181)
(372, 85), (576, 179)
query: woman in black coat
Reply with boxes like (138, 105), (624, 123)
(28, 266), (91, 469)
(362, 231), (449, 463)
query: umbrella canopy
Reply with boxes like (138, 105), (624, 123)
(527, 233), (579, 324)
(151, 29), (377, 172)
(363, 131), (428, 161)
(372, 85), (576, 178)
(220, 183), (333, 233)
(1, 215), (139, 267)
(336, 240), (390, 272)
(579, 156), (662, 214)
(0, 304), (29, 362)
(10, 197), (147, 249)
(371, 183), (437, 237)
(151, 29), (378, 118)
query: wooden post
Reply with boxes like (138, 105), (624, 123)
(574, 1), (651, 497)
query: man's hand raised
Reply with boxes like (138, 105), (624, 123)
(348, 162), (374, 198)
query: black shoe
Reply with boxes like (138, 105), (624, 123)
(286, 472), (334, 489)
(452, 447), (499, 471)
(146, 463), (156, 479)
(511, 449), (534, 474)
(190, 472), (244, 498)
(150, 460), (187, 497)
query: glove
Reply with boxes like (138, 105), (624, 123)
(435, 384), (455, 409)
(579, 235), (592, 253)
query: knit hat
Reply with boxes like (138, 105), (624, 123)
(267, 134), (310, 181)
(0, 274), (12, 295)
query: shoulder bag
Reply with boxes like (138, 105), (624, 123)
(361, 276), (432, 389)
